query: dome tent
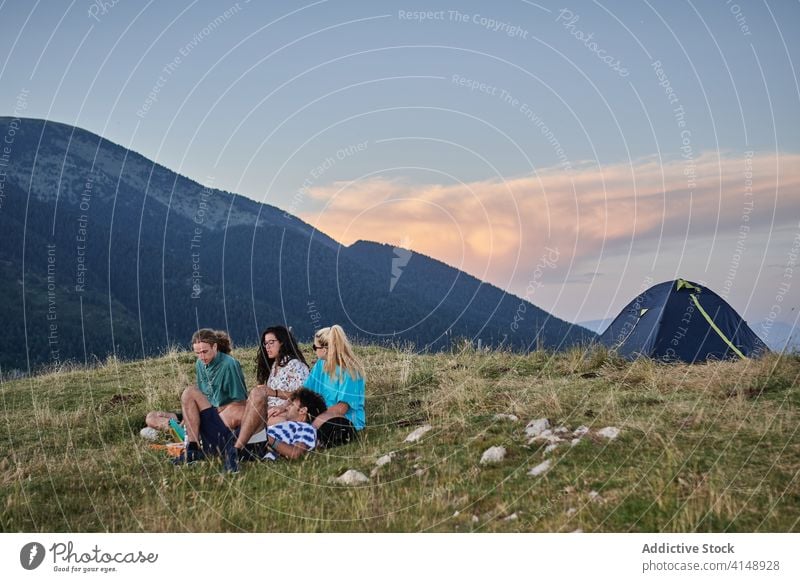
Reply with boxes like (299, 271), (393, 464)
(598, 279), (768, 363)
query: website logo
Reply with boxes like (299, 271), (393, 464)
(390, 236), (413, 292)
(20, 542), (46, 570)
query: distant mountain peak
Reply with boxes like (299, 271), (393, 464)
(0, 116), (338, 247)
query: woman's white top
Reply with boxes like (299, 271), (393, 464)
(266, 358), (310, 407)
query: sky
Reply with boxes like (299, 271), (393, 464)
(1, 0), (798, 339)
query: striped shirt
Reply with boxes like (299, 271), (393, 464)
(263, 421), (317, 461)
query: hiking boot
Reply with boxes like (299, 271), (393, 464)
(172, 447), (205, 466)
(223, 444), (240, 474)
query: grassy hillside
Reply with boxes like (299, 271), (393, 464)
(1, 345), (798, 532)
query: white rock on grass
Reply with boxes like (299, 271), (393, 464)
(370, 453), (395, 477)
(503, 512), (518, 521)
(566, 507), (577, 516)
(524, 418), (550, 438)
(480, 446), (507, 465)
(472, 515), (480, 523)
(493, 413), (519, 422)
(375, 452), (396, 467)
(573, 425), (590, 437)
(334, 470), (369, 486)
(570, 438), (581, 447)
(597, 426), (621, 440)
(527, 459), (552, 477)
(589, 490), (604, 503)
(529, 432), (562, 446)
(405, 425), (433, 442)
(139, 427), (159, 441)
(544, 444), (559, 455)
(554, 426), (570, 435)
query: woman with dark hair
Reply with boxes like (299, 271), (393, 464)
(255, 326), (310, 416)
(223, 326), (310, 472)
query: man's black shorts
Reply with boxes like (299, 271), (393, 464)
(199, 407), (235, 454)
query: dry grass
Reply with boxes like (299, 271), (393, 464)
(1, 346), (798, 532)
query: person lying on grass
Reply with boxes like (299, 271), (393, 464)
(227, 324), (365, 469)
(225, 388), (327, 472)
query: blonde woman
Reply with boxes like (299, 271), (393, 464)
(225, 325), (364, 470)
(304, 325), (366, 431)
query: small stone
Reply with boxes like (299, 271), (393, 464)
(544, 444), (558, 455)
(472, 515), (480, 523)
(573, 425), (590, 437)
(493, 413), (519, 422)
(529, 434), (562, 446)
(571, 528), (584, 533)
(566, 507), (577, 516)
(524, 418), (550, 438)
(554, 426), (570, 435)
(503, 512), (518, 521)
(334, 469), (369, 486)
(589, 490), (604, 503)
(139, 427), (159, 441)
(480, 446), (507, 465)
(597, 426), (620, 440)
(570, 438), (581, 447)
(415, 468), (426, 476)
(453, 510), (460, 517)
(375, 452), (395, 467)
(405, 425), (433, 442)
(528, 459), (552, 477)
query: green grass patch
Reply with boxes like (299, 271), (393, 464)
(1, 347), (798, 532)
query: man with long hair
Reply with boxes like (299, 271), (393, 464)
(174, 329), (248, 465)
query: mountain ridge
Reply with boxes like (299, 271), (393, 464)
(0, 115), (338, 248)
(0, 116), (593, 372)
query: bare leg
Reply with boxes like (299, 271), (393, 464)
(219, 401), (246, 430)
(181, 386), (212, 444)
(146, 411), (178, 431)
(234, 386), (269, 449)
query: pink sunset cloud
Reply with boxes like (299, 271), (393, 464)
(299, 151), (800, 289)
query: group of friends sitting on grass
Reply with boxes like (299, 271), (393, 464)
(145, 324), (366, 473)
